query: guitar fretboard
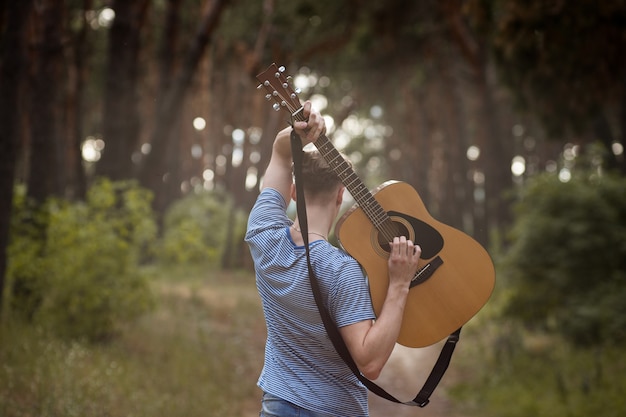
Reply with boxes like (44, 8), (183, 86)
(291, 107), (397, 240)
(313, 134), (398, 242)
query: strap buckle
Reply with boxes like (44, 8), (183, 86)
(415, 398), (430, 408)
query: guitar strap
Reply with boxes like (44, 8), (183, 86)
(290, 129), (461, 407)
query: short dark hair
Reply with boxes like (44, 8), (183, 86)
(298, 150), (348, 198)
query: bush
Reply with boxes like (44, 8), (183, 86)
(0, 264), (265, 417)
(502, 172), (626, 346)
(450, 324), (626, 417)
(6, 179), (157, 342)
(156, 189), (247, 266)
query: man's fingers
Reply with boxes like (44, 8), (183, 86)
(390, 236), (414, 256)
(294, 101), (325, 143)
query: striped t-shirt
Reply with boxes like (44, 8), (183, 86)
(245, 188), (376, 417)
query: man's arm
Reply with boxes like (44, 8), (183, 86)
(261, 101), (326, 205)
(339, 236), (421, 380)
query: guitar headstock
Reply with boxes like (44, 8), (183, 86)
(256, 63), (304, 120)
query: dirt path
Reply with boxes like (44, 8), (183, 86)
(369, 342), (464, 417)
(241, 341), (466, 417)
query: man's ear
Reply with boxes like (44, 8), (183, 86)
(290, 183), (297, 202)
(336, 186), (344, 206)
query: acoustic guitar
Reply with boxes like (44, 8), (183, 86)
(257, 63), (495, 348)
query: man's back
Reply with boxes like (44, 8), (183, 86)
(246, 188), (375, 416)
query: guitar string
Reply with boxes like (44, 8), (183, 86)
(297, 108), (396, 239)
(268, 73), (423, 289)
(273, 77), (397, 241)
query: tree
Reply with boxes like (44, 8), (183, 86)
(252, 0), (516, 245)
(0, 0), (34, 312)
(27, 0), (67, 204)
(469, 0), (626, 174)
(138, 0), (229, 216)
(97, 0), (150, 181)
(503, 171), (626, 346)
(65, 0), (93, 201)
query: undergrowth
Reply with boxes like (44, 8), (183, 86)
(449, 320), (626, 417)
(0, 264), (265, 417)
(3, 264), (624, 417)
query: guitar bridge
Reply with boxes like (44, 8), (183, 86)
(410, 256), (443, 288)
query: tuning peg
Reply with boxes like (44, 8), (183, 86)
(272, 103), (281, 111)
(278, 66), (285, 72)
(265, 94), (272, 101)
(295, 88), (301, 94)
(256, 83), (263, 89)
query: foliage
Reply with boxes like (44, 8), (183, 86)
(6, 179), (157, 342)
(0, 264), (264, 417)
(474, 0), (626, 137)
(502, 171), (626, 346)
(450, 322), (626, 417)
(156, 189), (247, 266)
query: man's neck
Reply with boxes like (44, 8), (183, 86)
(292, 203), (336, 243)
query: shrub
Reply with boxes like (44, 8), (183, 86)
(157, 189), (247, 266)
(6, 179), (157, 342)
(502, 172), (626, 346)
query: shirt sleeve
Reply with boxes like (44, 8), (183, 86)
(330, 256), (376, 328)
(246, 188), (291, 240)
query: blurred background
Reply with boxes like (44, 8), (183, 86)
(0, 1), (625, 416)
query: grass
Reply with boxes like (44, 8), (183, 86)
(0, 263), (266, 417)
(3, 262), (625, 417)
(449, 320), (626, 417)
(444, 275), (626, 417)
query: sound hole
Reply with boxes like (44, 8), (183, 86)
(370, 212), (444, 260)
(377, 220), (411, 253)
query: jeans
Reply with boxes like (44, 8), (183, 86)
(259, 392), (339, 417)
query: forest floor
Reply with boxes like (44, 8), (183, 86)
(240, 340), (467, 417)
(369, 343), (465, 417)
(159, 268), (470, 417)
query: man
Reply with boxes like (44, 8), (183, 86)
(245, 101), (421, 417)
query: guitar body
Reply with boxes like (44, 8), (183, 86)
(335, 180), (495, 348)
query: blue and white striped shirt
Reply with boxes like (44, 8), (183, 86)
(245, 188), (376, 416)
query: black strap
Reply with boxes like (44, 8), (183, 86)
(290, 129), (460, 407)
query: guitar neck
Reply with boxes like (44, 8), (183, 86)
(312, 133), (397, 242)
(291, 107), (395, 239)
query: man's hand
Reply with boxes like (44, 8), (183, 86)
(387, 236), (421, 289)
(292, 100), (326, 146)
(261, 101), (325, 203)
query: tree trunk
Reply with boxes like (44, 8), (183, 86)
(158, 0), (183, 94)
(65, 0), (92, 200)
(620, 85), (626, 175)
(438, 55), (468, 232)
(0, 0), (33, 313)
(97, 0), (150, 181)
(139, 0), (229, 216)
(157, 0), (185, 225)
(592, 108), (626, 175)
(442, 0), (512, 246)
(27, 0), (67, 204)
(476, 64), (510, 245)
